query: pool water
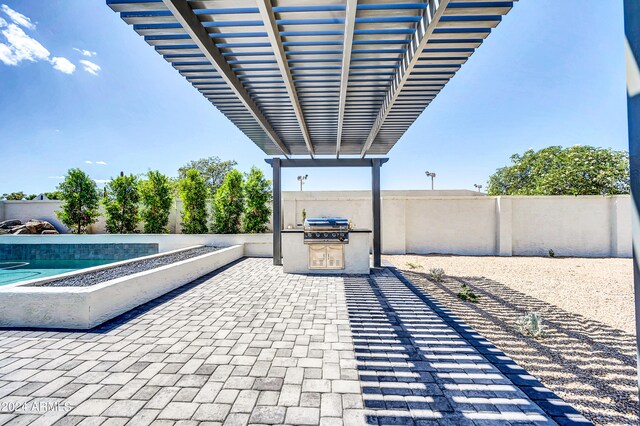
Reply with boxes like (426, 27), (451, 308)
(0, 260), (117, 286)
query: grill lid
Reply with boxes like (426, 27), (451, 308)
(304, 217), (349, 228)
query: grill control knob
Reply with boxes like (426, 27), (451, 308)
(315, 233), (320, 237)
(323, 233), (328, 237)
(332, 233), (336, 237)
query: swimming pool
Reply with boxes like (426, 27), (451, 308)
(0, 260), (117, 286)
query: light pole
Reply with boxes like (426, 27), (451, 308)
(297, 174), (308, 191)
(425, 171), (436, 190)
(474, 184), (483, 192)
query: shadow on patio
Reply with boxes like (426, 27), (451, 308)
(400, 268), (638, 425)
(343, 269), (582, 425)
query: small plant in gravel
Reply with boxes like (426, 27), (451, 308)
(457, 283), (479, 303)
(429, 267), (445, 282)
(405, 262), (422, 270)
(516, 312), (546, 339)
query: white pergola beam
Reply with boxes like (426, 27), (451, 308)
(360, 0), (450, 157)
(336, 0), (358, 158)
(162, 0), (291, 157)
(257, 0), (315, 158)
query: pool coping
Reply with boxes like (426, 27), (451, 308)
(0, 245), (244, 329)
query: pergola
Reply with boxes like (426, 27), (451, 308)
(107, 0), (516, 267)
(108, 0), (640, 406)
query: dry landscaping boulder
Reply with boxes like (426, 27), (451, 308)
(12, 228), (33, 235)
(0, 219), (21, 229)
(25, 219), (55, 234)
(0, 219), (58, 235)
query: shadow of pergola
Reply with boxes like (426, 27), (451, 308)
(343, 269), (584, 425)
(400, 268), (638, 425)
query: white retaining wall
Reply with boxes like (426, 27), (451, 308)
(0, 245), (244, 329)
(0, 191), (631, 257)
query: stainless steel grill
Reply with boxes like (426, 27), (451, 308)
(304, 217), (349, 244)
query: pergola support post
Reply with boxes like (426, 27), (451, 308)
(272, 158), (282, 266)
(372, 159), (382, 268)
(624, 0), (640, 403)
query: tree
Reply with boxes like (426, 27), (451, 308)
(140, 170), (174, 234)
(178, 156), (237, 196)
(178, 169), (209, 234)
(103, 173), (141, 234)
(243, 167), (272, 233)
(213, 169), (245, 234)
(3, 192), (26, 200)
(25, 194), (37, 200)
(487, 146), (630, 196)
(56, 169), (100, 234)
(44, 191), (63, 200)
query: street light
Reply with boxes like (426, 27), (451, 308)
(474, 184), (483, 192)
(297, 174), (308, 191)
(425, 171), (436, 190)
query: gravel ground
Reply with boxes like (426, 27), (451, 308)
(385, 254), (638, 425)
(387, 255), (634, 334)
(31, 246), (220, 288)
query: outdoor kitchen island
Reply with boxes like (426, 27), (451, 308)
(281, 218), (371, 274)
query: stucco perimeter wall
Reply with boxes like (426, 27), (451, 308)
(0, 192), (631, 257)
(509, 196), (631, 257)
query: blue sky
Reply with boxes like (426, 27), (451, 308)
(0, 1), (628, 194)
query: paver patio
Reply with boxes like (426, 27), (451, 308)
(0, 258), (587, 425)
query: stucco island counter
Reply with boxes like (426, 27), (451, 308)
(281, 228), (372, 274)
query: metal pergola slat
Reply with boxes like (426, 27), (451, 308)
(108, 0), (515, 157)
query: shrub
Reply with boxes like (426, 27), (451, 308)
(429, 267), (445, 282)
(56, 168), (100, 234)
(516, 312), (546, 339)
(548, 249), (555, 258)
(103, 173), (140, 234)
(3, 192), (26, 200)
(457, 283), (479, 303)
(405, 262), (422, 270)
(243, 166), (271, 233)
(44, 191), (63, 200)
(213, 169), (245, 234)
(140, 170), (173, 234)
(178, 169), (209, 234)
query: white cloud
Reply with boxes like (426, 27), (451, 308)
(0, 7), (75, 75)
(50, 56), (75, 74)
(95, 161), (107, 165)
(73, 47), (96, 57)
(47, 176), (63, 179)
(0, 23), (48, 66)
(1, 5), (35, 30)
(94, 179), (109, 184)
(79, 59), (100, 76)
(84, 160), (93, 164)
